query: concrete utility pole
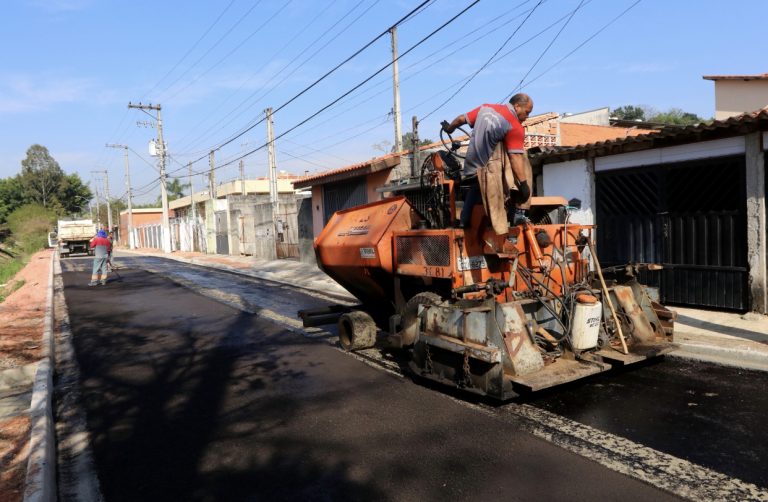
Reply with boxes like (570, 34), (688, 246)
(390, 27), (403, 153)
(106, 144), (135, 249)
(239, 159), (246, 196)
(91, 171), (102, 228)
(265, 107), (279, 240)
(103, 170), (113, 232)
(411, 116), (420, 177)
(188, 162), (196, 251)
(128, 102), (171, 253)
(208, 151), (216, 201)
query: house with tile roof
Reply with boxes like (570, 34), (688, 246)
(533, 107), (768, 313)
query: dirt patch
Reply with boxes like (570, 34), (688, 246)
(0, 415), (31, 502)
(0, 251), (50, 369)
(0, 249), (51, 501)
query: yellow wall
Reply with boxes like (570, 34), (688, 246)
(714, 80), (768, 119)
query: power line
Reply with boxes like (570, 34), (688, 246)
(142, 0), (237, 101)
(154, 1), (264, 99)
(172, 0), (338, 151)
(512, 0), (643, 95)
(209, 0), (482, 174)
(506, 0), (586, 101)
(161, 0), (295, 103)
(175, 0), (381, 154)
(420, 0), (544, 120)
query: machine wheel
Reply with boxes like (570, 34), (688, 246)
(400, 292), (443, 347)
(338, 311), (377, 351)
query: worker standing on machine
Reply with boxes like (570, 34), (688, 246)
(441, 93), (534, 233)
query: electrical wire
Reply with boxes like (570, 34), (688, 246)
(181, 0), (433, 169)
(509, 0), (643, 94)
(174, 0), (377, 153)
(504, 0), (586, 102)
(161, 0), (295, 103)
(172, 0), (338, 150)
(208, 0), (482, 173)
(421, 0), (544, 120)
(153, 1), (264, 100)
(141, 0), (237, 101)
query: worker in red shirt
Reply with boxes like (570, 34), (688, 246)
(89, 229), (112, 286)
(442, 93), (534, 233)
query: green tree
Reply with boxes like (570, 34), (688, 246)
(58, 173), (92, 215)
(154, 177), (185, 205)
(646, 108), (704, 126)
(6, 204), (57, 254)
(0, 176), (26, 225)
(401, 132), (434, 149)
(611, 105), (646, 121)
(20, 144), (64, 208)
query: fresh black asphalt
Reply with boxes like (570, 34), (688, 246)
(59, 262), (679, 501)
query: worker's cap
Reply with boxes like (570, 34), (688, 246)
(97, 230), (107, 238)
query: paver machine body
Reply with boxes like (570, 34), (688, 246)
(308, 133), (676, 400)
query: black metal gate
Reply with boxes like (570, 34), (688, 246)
(323, 178), (367, 225)
(596, 155), (747, 310)
(215, 210), (229, 255)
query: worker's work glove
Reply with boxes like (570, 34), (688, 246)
(441, 120), (453, 134)
(515, 179), (531, 203)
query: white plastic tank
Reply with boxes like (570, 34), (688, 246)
(570, 294), (602, 350)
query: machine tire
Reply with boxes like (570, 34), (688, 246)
(400, 292), (443, 347)
(338, 311), (377, 351)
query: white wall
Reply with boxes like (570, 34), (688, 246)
(594, 136), (745, 171)
(542, 158), (594, 225)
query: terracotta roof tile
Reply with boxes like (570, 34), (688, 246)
(703, 73), (768, 81)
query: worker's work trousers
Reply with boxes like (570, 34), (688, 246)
(90, 257), (108, 285)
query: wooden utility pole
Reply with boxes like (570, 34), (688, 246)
(106, 144), (134, 249)
(128, 102), (171, 253)
(390, 27), (403, 153)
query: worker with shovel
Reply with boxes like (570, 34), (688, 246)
(88, 229), (112, 286)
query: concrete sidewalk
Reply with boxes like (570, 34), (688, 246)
(115, 248), (768, 372)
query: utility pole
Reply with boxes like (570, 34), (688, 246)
(390, 27), (403, 153)
(91, 171), (102, 228)
(411, 116), (420, 177)
(188, 162), (196, 251)
(106, 144), (135, 249)
(265, 107), (279, 245)
(208, 151), (216, 201)
(239, 159), (246, 196)
(128, 102), (171, 253)
(103, 170), (112, 232)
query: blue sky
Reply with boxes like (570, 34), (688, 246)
(1, 0), (766, 204)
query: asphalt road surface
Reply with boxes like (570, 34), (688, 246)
(57, 256), (767, 501)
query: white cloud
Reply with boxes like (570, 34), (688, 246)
(0, 73), (96, 113)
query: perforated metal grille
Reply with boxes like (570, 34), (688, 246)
(396, 235), (450, 266)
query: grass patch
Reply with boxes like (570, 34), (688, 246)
(0, 278), (25, 303)
(0, 257), (25, 285)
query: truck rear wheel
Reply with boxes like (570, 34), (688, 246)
(338, 311), (377, 351)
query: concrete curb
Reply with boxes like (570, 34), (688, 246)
(23, 251), (56, 502)
(118, 250), (356, 302)
(0, 363), (38, 391)
(670, 339), (768, 372)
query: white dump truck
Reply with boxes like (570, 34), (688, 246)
(53, 219), (97, 257)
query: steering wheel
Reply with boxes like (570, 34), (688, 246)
(439, 123), (470, 159)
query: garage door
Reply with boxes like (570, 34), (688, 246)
(595, 155), (747, 310)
